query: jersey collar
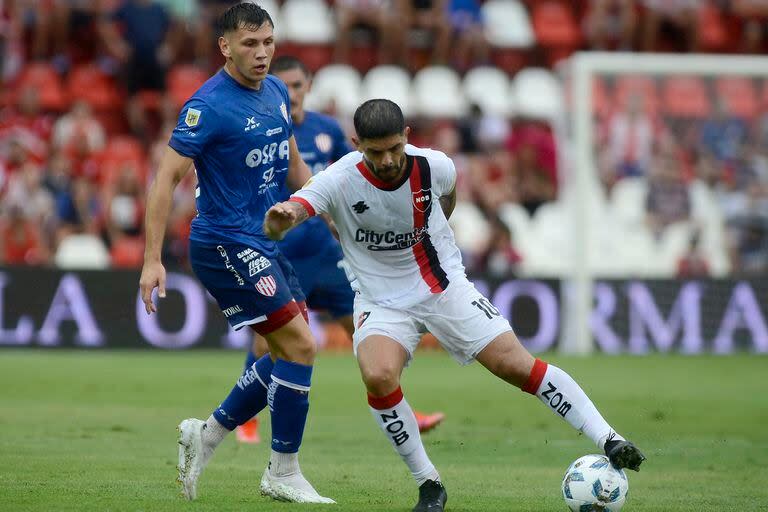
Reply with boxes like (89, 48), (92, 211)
(355, 155), (413, 191)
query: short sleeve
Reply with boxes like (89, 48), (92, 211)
(434, 154), (457, 197)
(168, 98), (218, 158)
(289, 167), (338, 216)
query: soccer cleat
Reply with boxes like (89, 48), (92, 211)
(177, 418), (214, 500)
(414, 411), (445, 434)
(413, 479), (447, 512)
(604, 435), (646, 472)
(260, 468), (336, 504)
(235, 417), (261, 444)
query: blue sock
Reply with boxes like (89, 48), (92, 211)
(213, 354), (274, 430)
(244, 350), (257, 371)
(268, 359), (313, 454)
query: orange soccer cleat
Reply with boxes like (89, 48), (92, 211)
(235, 417), (261, 444)
(414, 411), (445, 434)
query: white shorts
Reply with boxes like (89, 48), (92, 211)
(352, 277), (513, 365)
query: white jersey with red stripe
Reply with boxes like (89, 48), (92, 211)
(290, 144), (465, 308)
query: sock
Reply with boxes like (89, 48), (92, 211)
(244, 350), (257, 371)
(368, 387), (440, 486)
(202, 414), (229, 449)
(269, 449), (300, 477)
(522, 358), (625, 449)
(212, 354), (274, 430)
(268, 359), (313, 454)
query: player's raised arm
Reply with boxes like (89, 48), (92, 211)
(285, 135), (312, 192)
(139, 146), (193, 314)
(263, 200), (311, 240)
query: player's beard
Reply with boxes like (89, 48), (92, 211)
(369, 155), (406, 183)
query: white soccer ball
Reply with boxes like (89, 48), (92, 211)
(562, 454), (629, 511)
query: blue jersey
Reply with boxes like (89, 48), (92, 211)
(278, 111), (353, 260)
(169, 71), (292, 256)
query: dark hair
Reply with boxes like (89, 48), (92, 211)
(353, 99), (405, 140)
(217, 2), (273, 35)
(270, 56), (310, 78)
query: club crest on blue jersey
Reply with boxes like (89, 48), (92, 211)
(185, 108), (201, 127)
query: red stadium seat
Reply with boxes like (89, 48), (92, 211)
(103, 135), (144, 164)
(614, 76), (660, 117)
(699, 4), (728, 52)
(167, 65), (209, 108)
(110, 236), (144, 268)
(15, 63), (67, 111)
(532, 1), (581, 48)
(715, 77), (757, 119)
(66, 64), (122, 111)
(663, 76), (710, 117)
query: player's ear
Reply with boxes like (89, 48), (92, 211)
(352, 136), (361, 150)
(403, 126), (410, 142)
(218, 36), (231, 59)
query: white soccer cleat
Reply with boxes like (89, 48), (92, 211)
(177, 418), (214, 500)
(260, 468), (336, 504)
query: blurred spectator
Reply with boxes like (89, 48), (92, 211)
(731, 0), (768, 53)
(0, 86), (53, 164)
(584, 0), (637, 50)
(723, 179), (768, 274)
(54, 176), (101, 242)
(99, 0), (174, 138)
(448, 0), (488, 71)
(2, 162), (54, 224)
(699, 98), (748, 165)
(474, 216), (522, 277)
(676, 230), (710, 278)
(506, 120), (558, 215)
(471, 148), (516, 214)
(641, 0), (699, 52)
(49, 0), (102, 68)
(52, 100), (106, 157)
(396, 0), (451, 67)
(603, 93), (655, 182)
(335, 0), (396, 65)
(646, 153), (691, 237)
(103, 162), (144, 244)
(0, 205), (49, 265)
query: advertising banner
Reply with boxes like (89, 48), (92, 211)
(0, 267), (765, 353)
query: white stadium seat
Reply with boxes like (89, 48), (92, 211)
(482, 0), (535, 48)
(412, 66), (467, 118)
(512, 68), (563, 120)
(361, 66), (413, 116)
(609, 177), (648, 227)
(244, 0), (281, 36)
(281, 0), (334, 43)
(306, 64), (362, 117)
(463, 66), (512, 116)
(54, 234), (110, 270)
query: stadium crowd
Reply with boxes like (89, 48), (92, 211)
(1, 0), (767, 277)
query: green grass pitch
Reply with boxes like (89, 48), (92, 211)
(0, 350), (766, 511)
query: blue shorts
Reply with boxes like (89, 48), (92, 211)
(289, 244), (355, 319)
(189, 240), (306, 335)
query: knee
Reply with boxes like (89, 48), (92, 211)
(360, 364), (400, 396)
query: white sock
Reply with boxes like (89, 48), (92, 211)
(202, 414), (229, 449)
(522, 359), (625, 449)
(368, 387), (440, 486)
(269, 450), (300, 477)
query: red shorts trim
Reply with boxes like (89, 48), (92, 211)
(367, 386), (404, 410)
(252, 300), (301, 336)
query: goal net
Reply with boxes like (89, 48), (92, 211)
(557, 52), (768, 354)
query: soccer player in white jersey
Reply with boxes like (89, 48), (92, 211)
(264, 99), (646, 511)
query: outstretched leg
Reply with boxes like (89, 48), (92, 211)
(475, 331), (646, 471)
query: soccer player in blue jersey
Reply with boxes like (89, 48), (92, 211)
(235, 56), (446, 444)
(138, 4), (333, 504)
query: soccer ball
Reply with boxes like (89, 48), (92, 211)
(561, 454), (629, 511)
